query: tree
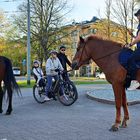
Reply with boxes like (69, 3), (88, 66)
(105, 0), (112, 39)
(14, 0), (72, 63)
(111, 0), (139, 43)
(0, 10), (9, 37)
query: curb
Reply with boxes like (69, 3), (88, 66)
(86, 93), (140, 106)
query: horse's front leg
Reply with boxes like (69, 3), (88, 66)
(121, 88), (129, 128)
(109, 83), (122, 131)
(6, 88), (13, 115)
(0, 86), (4, 113)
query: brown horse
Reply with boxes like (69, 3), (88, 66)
(72, 36), (137, 131)
(0, 56), (20, 115)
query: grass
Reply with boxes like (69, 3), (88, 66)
(17, 80), (35, 88)
(73, 80), (108, 85)
(17, 77), (109, 88)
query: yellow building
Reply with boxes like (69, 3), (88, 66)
(60, 17), (131, 77)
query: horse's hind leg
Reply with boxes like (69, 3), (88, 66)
(0, 86), (4, 113)
(6, 87), (13, 115)
(121, 88), (129, 128)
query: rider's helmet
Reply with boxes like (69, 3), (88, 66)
(135, 9), (140, 16)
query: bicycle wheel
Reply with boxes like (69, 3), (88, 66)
(58, 81), (78, 106)
(33, 85), (46, 104)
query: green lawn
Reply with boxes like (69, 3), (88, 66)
(17, 80), (36, 88)
(74, 80), (108, 85)
(17, 77), (109, 88)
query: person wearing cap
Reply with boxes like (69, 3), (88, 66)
(44, 50), (66, 101)
(124, 9), (140, 90)
(57, 45), (71, 81)
(32, 60), (44, 86)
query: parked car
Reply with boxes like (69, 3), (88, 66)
(12, 67), (21, 76)
(84, 72), (93, 77)
(95, 72), (106, 79)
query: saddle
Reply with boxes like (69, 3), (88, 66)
(119, 48), (140, 88)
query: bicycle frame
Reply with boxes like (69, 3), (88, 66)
(33, 69), (78, 106)
(51, 73), (64, 95)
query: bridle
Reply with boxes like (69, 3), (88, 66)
(77, 41), (90, 67)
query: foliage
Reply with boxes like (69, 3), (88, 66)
(1, 40), (26, 67)
(0, 10), (10, 37)
(111, 0), (139, 43)
(0, 10), (26, 68)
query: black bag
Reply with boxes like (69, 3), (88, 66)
(38, 78), (46, 87)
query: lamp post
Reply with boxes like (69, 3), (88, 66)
(27, 0), (31, 85)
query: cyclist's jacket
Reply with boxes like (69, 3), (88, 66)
(46, 57), (64, 76)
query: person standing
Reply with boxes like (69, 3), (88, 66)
(125, 9), (140, 90)
(57, 45), (71, 81)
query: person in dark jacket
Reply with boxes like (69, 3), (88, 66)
(57, 45), (71, 80)
(124, 9), (140, 89)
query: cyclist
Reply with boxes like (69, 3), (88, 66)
(57, 45), (72, 81)
(32, 60), (44, 87)
(44, 50), (67, 101)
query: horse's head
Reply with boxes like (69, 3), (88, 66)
(72, 36), (91, 70)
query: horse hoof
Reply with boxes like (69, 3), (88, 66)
(5, 112), (11, 115)
(109, 125), (119, 132)
(120, 123), (127, 128)
(5, 110), (12, 115)
(120, 125), (127, 128)
(0, 109), (3, 113)
(120, 120), (128, 128)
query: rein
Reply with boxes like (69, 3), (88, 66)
(93, 48), (122, 61)
(78, 42), (122, 63)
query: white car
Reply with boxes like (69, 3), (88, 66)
(95, 72), (106, 79)
(13, 67), (21, 76)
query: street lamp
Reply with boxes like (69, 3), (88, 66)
(27, 0), (31, 85)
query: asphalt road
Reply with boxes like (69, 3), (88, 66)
(1, 85), (140, 140)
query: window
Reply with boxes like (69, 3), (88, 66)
(92, 28), (97, 34)
(111, 32), (118, 37)
(71, 30), (78, 37)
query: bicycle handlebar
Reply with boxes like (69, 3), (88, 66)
(56, 69), (73, 74)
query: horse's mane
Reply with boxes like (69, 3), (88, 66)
(86, 35), (123, 48)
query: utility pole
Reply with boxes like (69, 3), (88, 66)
(27, 0), (31, 85)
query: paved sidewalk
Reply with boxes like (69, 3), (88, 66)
(0, 85), (140, 140)
(86, 84), (140, 105)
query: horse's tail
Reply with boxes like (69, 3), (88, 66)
(3, 57), (21, 95)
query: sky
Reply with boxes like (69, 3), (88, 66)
(69, 0), (105, 22)
(0, 0), (106, 22)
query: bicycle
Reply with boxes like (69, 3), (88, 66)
(33, 70), (78, 106)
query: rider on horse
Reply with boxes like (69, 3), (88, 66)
(124, 9), (140, 88)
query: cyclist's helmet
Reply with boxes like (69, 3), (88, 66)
(49, 50), (57, 54)
(33, 60), (40, 67)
